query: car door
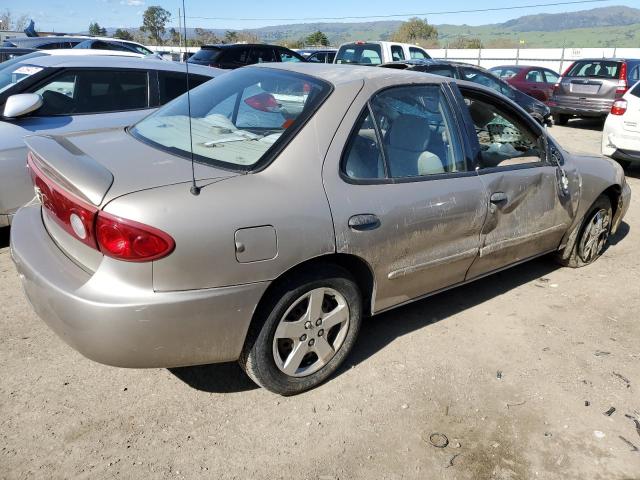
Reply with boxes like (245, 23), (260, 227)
(523, 69), (547, 102)
(458, 86), (577, 279)
(323, 83), (487, 313)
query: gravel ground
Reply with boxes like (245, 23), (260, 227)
(1, 119), (639, 479)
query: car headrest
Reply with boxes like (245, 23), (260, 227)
(388, 115), (432, 152)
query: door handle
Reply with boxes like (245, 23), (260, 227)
(348, 214), (381, 231)
(490, 192), (508, 204)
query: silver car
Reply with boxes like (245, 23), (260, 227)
(0, 53), (220, 226)
(11, 64), (630, 395)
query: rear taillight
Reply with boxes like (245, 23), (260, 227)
(96, 212), (175, 262)
(616, 62), (628, 95)
(553, 62), (574, 95)
(610, 99), (627, 116)
(27, 151), (174, 262)
(27, 152), (99, 248)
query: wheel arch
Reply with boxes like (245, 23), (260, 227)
(253, 253), (376, 323)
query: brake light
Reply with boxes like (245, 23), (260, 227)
(610, 99), (627, 115)
(616, 62), (628, 95)
(553, 62), (574, 95)
(244, 92), (280, 112)
(27, 150), (174, 262)
(27, 152), (99, 248)
(96, 212), (175, 262)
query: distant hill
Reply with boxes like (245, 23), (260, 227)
(105, 5), (640, 47)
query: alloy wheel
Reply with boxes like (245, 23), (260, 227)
(272, 288), (350, 377)
(578, 208), (611, 263)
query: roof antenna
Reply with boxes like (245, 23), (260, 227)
(181, 0), (200, 196)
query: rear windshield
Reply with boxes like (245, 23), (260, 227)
(335, 44), (382, 65)
(189, 48), (222, 63)
(566, 60), (621, 79)
(131, 67), (331, 171)
(491, 67), (522, 79)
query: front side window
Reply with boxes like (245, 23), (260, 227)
(391, 45), (405, 62)
(462, 93), (543, 169)
(491, 67), (522, 79)
(132, 68), (331, 170)
(335, 44), (382, 65)
(33, 69), (149, 115)
(343, 85), (464, 179)
(249, 47), (276, 64)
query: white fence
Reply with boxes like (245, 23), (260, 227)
(425, 47), (640, 73)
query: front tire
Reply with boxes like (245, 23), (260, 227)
(239, 266), (362, 395)
(555, 195), (612, 268)
(553, 113), (570, 126)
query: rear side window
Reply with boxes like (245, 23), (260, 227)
(335, 44), (382, 65)
(525, 69), (544, 82)
(391, 45), (405, 62)
(189, 48), (222, 64)
(566, 61), (621, 79)
(158, 71), (210, 104)
(344, 85), (464, 179)
(409, 47), (429, 60)
(34, 69), (149, 115)
(543, 70), (559, 83)
(630, 81), (640, 98)
(277, 49), (303, 63)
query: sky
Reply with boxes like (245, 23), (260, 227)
(6, 0), (639, 33)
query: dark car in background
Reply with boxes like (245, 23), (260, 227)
(381, 59), (552, 125)
(73, 39), (155, 56)
(299, 49), (337, 64)
(490, 65), (559, 104)
(187, 44), (306, 69)
(2, 36), (89, 50)
(0, 47), (36, 63)
(550, 58), (640, 125)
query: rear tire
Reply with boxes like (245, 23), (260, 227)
(553, 114), (570, 126)
(555, 195), (612, 268)
(239, 265), (362, 395)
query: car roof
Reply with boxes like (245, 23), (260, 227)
(251, 62), (450, 86)
(11, 54), (220, 76)
(201, 43), (287, 49)
(569, 58), (640, 62)
(5, 35), (147, 48)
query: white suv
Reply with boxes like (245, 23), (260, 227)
(334, 41), (430, 66)
(602, 81), (640, 168)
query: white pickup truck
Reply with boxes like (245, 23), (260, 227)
(334, 41), (430, 66)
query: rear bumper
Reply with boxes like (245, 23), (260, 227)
(10, 205), (269, 368)
(551, 97), (613, 117)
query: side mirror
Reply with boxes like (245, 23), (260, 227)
(3, 93), (43, 119)
(544, 117), (553, 128)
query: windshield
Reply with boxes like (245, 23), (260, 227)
(131, 67), (331, 170)
(566, 61), (621, 79)
(0, 57), (46, 94)
(335, 44), (382, 65)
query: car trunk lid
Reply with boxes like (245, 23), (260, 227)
(24, 127), (238, 271)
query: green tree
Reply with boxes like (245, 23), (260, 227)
(305, 30), (329, 46)
(89, 22), (107, 36)
(224, 30), (238, 43)
(392, 18), (438, 45)
(169, 27), (181, 46)
(113, 28), (133, 41)
(448, 36), (482, 49)
(140, 6), (171, 45)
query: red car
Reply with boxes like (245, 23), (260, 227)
(489, 65), (560, 104)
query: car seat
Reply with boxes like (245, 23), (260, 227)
(385, 114), (444, 177)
